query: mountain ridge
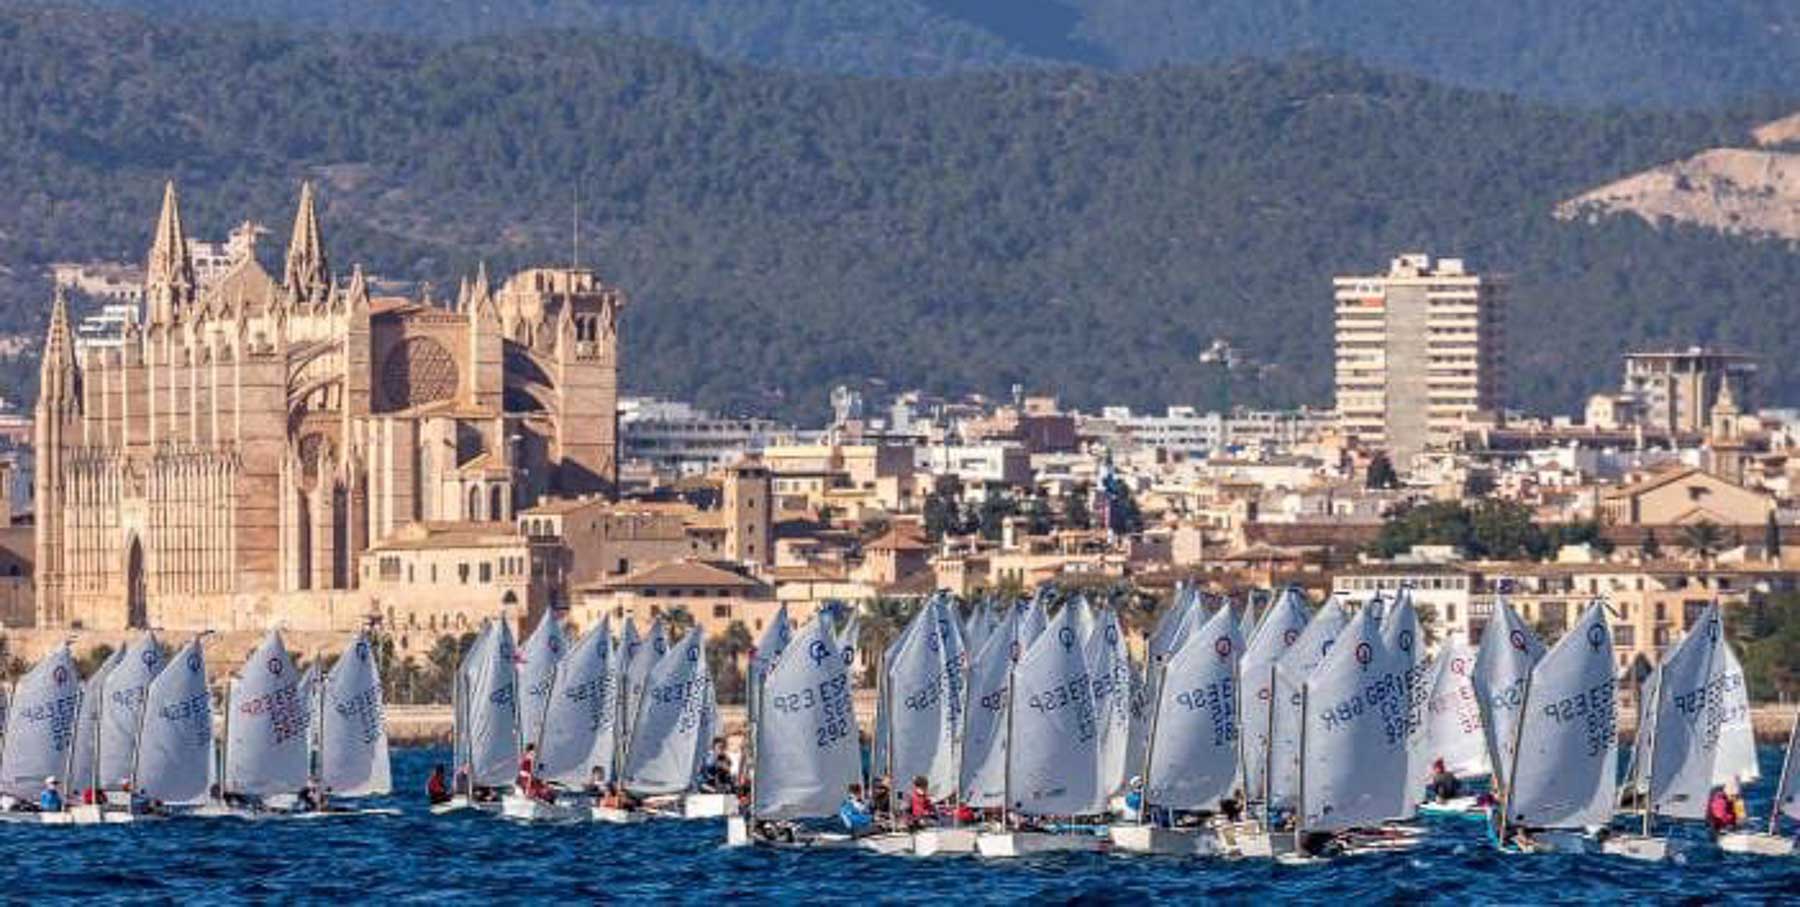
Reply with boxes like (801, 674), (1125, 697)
(1, 4), (1797, 422)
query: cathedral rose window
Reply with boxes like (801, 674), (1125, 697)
(381, 336), (459, 408)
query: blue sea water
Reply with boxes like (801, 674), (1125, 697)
(5, 746), (1797, 903)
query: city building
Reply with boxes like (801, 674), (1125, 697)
(1621, 348), (1757, 434)
(1334, 253), (1506, 466)
(34, 181), (625, 633)
(619, 396), (781, 478)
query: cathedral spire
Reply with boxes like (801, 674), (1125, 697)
(145, 180), (196, 323)
(470, 261), (497, 320)
(40, 285), (76, 407)
(345, 264), (369, 314)
(284, 181), (332, 303)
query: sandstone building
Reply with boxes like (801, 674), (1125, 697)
(34, 182), (624, 632)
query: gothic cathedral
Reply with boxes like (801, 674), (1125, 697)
(34, 183), (623, 630)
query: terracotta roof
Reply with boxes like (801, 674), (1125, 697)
(866, 526), (929, 552)
(1606, 465), (1705, 499)
(367, 521), (524, 551)
(591, 559), (761, 591)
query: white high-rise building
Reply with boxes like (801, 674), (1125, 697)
(1334, 254), (1505, 465)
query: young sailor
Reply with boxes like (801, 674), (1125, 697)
(39, 778), (63, 813)
(1429, 759), (1463, 803)
(699, 738), (735, 793)
(839, 783), (875, 837)
(427, 765), (453, 805)
(907, 776), (938, 829)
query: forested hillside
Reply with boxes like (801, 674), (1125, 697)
(1, 4), (1796, 421)
(75, 0), (1800, 107)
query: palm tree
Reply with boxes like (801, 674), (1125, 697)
(715, 620), (755, 704)
(861, 597), (918, 687)
(663, 605), (697, 641)
(1679, 520), (1726, 561)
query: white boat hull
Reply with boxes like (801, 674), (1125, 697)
(1218, 823), (1287, 858)
(1600, 834), (1674, 862)
(430, 795), (501, 816)
(501, 794), (584, 823)
(684, 793), (738, 819)
(976, 831), (1106, 858)
(1417, 797), (1485, 820)
(912, 827), (980, 856)
(593, 805), (647, 824)
(1108, 825), (1220, 856)
(1717, 832), (1796, 856)
(857, 832), (917, 855)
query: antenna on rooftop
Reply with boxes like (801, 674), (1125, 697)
(572, 181), (580, 270)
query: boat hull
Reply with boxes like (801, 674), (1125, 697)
(1717, 832), (1796, 856)
(857, 832), (917, 855)
(684, 793), (738, 819)
(501, 794), (584, 823)
(976, 831), (1106, 858)
(1108, 825), (1220, 856)
(593, 806), (648, 824)
(912, 828), (980, 856)
(1418, 797), (1486, 821)
(1599, 834), (1674, 862)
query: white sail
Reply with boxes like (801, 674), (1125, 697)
(319, 632), (391, 797)
(1417, 639), (1489, 778)
(225, 630), (311, 797)
(1146, 603), (1244, 810)
(1017, 596), (1048, 650)
(99, 633), (166, 789)
(538, 619), (616, 786)
(1647, 603), (1742, 820)
(1507, 601), (1617, 830)
(959, 604), (1022, 807)
(1471, 596), (1544, 792)
(1713, 642), (1759, 785)
(622, 618), (668, 746)
(133, 640), (213, 806)
(1006, 603), (1102, 816)
(460, 619), (521, 788)
(1239, 588), (1311, 801)
(964, 601), (997, 658)
(1380, 593), (1432, 795)
(1299, 603), (1416, 831)
(300, 662), (322, 760)
(833, 607), (860, 669)
(1268, 596), (1350, 808)
(1779, 714), (1800, 822)
(1068, 595), (1098, 650)
(65, 648), (123, 796)
(752, 614), (860, 820)
(0, 644), (83, 798)
(517, 615), (568, 751)
(1086, 606), (1141, 798)
(1148, 584), (1199, 661)
(882, 596), (966, 797)
(622, 629), (712, 795)
(751, 604), (792, 686)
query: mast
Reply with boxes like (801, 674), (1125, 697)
(1261, 663), (1277, 832)
(1640, 664), (1663, 838)
(1231, 642), (1249, 818)
(0, 680), (16, 781)
(880, 648), (896, 825)
(747, 665), (764, 824)
(90, 683), (104, 800)
(1496, 669), (1533, 847)
(1001, 657), (1017, 830)
(314, 658), (327, 797)
(1138, 652), (1168, 827)
(452, 669), (467, 798)
(1772, 709), (1799, 836)
(61, 686), (84, 799)
(1295, 682), (1309, 839)
(219, 678), (233, 801)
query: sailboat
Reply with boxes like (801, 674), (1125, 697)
(977, 602), (1107, 857)
(435, 618), (519, 815)
(1719, 706), (1799, 855)
(1413, 638), (1490, 819)
(130, 637), (215, 818)
(1471, 595), (1545, 818)
(958, 597), (1032, 820)
(874, 595), (970, 855)
(503, 615), (582, 822)
(726, 613), (861, 848)
(1111, 603), (1243, 855)
(1606, 603), (1748, 861)
(1266, 595), (1351, 827)
(308, 632), (394, 818)
(0, 643), (83, 822)
(212, 630), (312, 817)
(62, 647), (123, 823)
(615, 627), (715, 822)
(1235, 587), (1311, 855)
(1494, 601), (1616, 854)
(1286, 599), (1420, 862)
(1086, 603), (1145, 810)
